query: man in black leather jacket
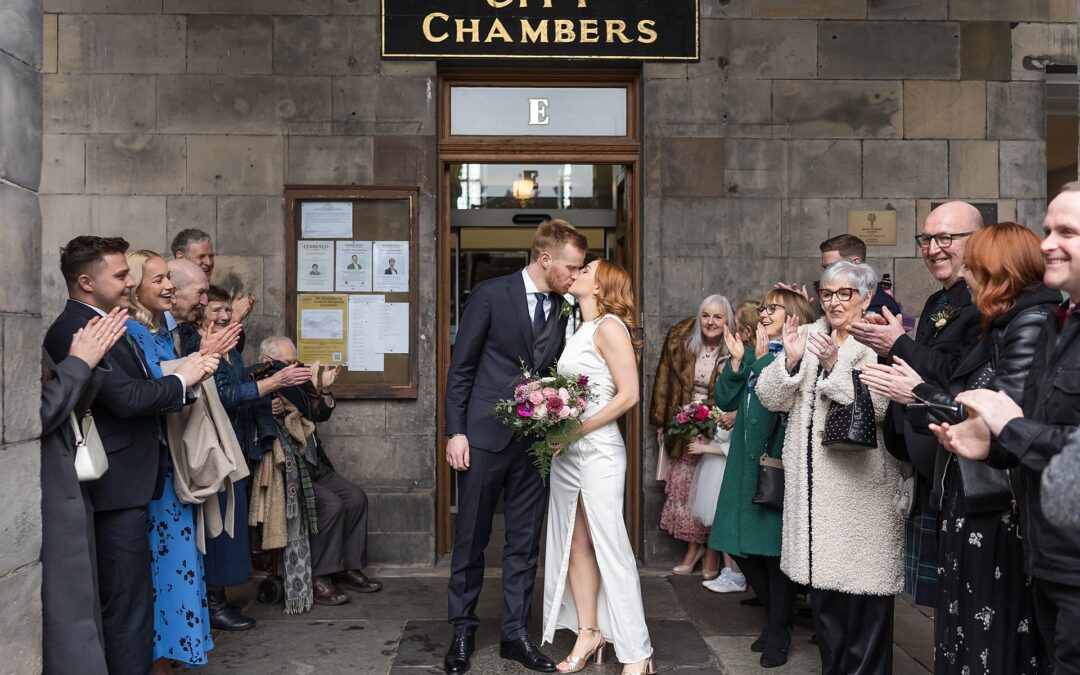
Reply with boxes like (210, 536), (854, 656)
(848, 201), (984, 608)
(938, 186), (1080, 675)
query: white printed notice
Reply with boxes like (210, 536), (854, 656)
(335, 240), (372, 292)
(297, 240), (334, 292)
(347, 295), (384, 372)
(372, 241), (409, 293)
(301, 202), (353, 239)
(376, 302), (409, 354)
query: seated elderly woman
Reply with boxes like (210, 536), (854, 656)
(755, 261), (904, 675)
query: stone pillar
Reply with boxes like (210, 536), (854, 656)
(0, 0), (44, 669)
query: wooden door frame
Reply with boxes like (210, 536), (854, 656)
(436, 67), (643, 556)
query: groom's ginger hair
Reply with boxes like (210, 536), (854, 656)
(530, 219), (588, 262)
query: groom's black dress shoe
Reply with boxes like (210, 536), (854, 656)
(444, 634), (474, 674)
(499, 635), (556, 672)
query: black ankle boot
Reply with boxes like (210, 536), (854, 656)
(207, 589), (256, 631)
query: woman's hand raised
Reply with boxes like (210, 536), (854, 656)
(722, 324), (744, 368)
(754, 323), (770, 359)
(782, 316), (807, 372)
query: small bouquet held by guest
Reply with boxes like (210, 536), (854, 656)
(665, 401), (724, 458)
(494, 363), (596, 479)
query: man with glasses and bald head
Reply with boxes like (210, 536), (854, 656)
(847, 201), (985, 610)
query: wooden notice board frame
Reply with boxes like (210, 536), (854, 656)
(285, 185), (419, 399)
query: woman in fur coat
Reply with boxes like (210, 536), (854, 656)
(756, 261), (904, 675)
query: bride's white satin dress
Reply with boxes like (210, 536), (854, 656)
(542, 315), (652, 663)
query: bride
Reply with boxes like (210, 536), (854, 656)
(542, 259), (654, 675)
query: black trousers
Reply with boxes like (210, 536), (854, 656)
(733, 554), (795, 654)
(810, 588), (894, 675)
(309, 465), (370, 577)
(1033, 577), (1080, 675)
(448, 442), (548, 640)
(94, 506), (154, 675)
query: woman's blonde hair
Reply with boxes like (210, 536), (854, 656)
(593, 259), (642, 359)
(126, 249), (166, 333)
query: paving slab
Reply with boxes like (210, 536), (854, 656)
(193, 619), (402, 674)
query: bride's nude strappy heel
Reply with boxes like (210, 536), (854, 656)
(621, 651), (657, 675)
(557, 627), (607, 673)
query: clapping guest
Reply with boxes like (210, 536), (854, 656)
(708, 289), (813, 668)
(40, 310), (127, 675)
(862, 223), (1056, 674)
(124, 250), (218, 672)
(650, 296), (739, 582)
(43, 237), (217, 674)
(756, 262), (902, 675)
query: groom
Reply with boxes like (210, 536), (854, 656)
(444, 219), (588, 674)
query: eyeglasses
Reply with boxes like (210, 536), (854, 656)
(756, 304), (783, 316)
(816, 287), (861, 303)
(914, 231), (974, 249)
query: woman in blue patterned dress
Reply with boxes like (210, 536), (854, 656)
(124, 249), (214, 672)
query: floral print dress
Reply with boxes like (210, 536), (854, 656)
(934, 460), (1043, 674)
(659, 350), (718, 544)
(126, 320), (214, 665)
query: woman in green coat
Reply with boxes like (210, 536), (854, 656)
(708, 288), (813, 669)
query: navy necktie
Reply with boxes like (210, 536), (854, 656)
(532, 292), (547, 336)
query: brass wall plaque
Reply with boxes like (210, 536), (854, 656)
(847, 210), (897, 246)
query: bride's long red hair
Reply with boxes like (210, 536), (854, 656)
(593, 259), (642, 359)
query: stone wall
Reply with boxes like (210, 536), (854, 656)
(1, 0), (44, 668)
(637, 0), (1078, 562)
(38, 0), (1077, 566)
(40, 0), (438, 564)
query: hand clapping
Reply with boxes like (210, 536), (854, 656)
(861, 356), (923, 405)
(807, 331), (838, 373)
(782, 316), (808, 371)
(69, 308), (128, 369)
(722, 324), (744, 365)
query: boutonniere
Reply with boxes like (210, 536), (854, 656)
(561, 302), (576, 320)
(929, 306), (959, 335)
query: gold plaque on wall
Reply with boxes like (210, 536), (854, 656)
(847, 210), (898, 246)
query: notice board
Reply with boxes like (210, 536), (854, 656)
(285, 186), (419, 399)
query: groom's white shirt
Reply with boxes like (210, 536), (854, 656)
(522, 268), (552, 323)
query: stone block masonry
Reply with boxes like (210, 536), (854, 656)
(36, 1), (1076, 570)
(1, 0), (43, 668)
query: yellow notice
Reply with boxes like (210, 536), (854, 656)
(297, 294), (347, 365)
(847, 210), (898, 247)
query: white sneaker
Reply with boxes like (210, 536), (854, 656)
(704, 568), (747, 593)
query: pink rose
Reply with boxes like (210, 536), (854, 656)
(676, 412), (690, 424)
(547, 396), (565, 413)
(577, 397), (586, 409)
(529, 391), (545, 406)
(558, 387), (570, 401)
(569, 408), (580, 418)
(692, 406), (709, 422)
(517, 404), (533, 418)
(558, 407), (571, 419)
(542, 387), (557, 399)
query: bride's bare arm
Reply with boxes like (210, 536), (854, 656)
(580, 320), (640, 436)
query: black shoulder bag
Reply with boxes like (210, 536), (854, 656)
(752, 413), (786, 511)
(822, 368), (877, 452)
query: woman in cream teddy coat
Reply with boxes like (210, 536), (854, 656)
(756, 261), (904, 675)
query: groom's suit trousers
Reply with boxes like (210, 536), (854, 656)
(448, 439), (549, 640)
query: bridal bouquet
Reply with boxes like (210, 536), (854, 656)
(664, 401), (724, 458)
(493, 364), (596, 479)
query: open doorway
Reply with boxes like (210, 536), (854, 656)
(435, 68), (641, 559)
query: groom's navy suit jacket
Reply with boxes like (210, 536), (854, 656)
(445, 271), (567, 452)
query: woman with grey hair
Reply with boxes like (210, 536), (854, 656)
(756, 261), (904, 675)
(649, 295), (740, 583)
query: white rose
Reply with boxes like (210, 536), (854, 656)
(558, 407), (571, 419)
(569, 408), (580, 418)
(534, 404), (547, 420)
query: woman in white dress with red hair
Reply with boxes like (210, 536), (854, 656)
(542, 258), (654, 675)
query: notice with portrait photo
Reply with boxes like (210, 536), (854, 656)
(297, 240), (334, 292)
(301, 202), (353, 239)
(336, 240), (372, 292)
(373, 241), (409, 293)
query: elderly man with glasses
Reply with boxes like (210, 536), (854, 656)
(846, 201), (985, 610)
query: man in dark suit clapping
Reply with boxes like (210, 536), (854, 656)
(43, 236), (218, 675)
(443, 220), (587, 674)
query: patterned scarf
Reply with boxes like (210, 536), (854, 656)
(274, 402), (320, 615)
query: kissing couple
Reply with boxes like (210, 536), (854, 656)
(443, 218), (655, 675)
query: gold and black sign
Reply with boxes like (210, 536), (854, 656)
(381, 0), (699, 60)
